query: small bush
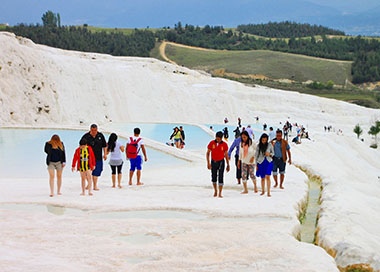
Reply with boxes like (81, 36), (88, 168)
(370, 143), (378, 149)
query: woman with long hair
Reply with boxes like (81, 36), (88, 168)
(107, 133), (125, 188)
(255, 133), (274, 197)
(44, 134), (66, 197)
(238, 130), (257, 194)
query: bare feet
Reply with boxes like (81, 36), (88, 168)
(57, 192), (62, 195)
(218, 195), (223, 198)
(89, 192), (93, 196)
(267, 194), (271, 197)
(112, 185), (116, 188)
(241, 191), (248, 194)
(254, 187), (258, 193)
(128, 181), (132, 186)
(136, 182), (144, 186)
(80, 193), (85, 196)
(260, 191), (265, 195)
(274, 183), (278, 188)
(118, 185), (122, 188)
(280, 186), (284, 189)
(93, 187), (100, 191)
(49, 194), (53, 197)
(213, 191), (218, 197)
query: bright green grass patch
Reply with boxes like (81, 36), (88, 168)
(165, 44), (352, 85)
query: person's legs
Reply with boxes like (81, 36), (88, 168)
(279, 161), (286, 189)
(175, 139), (181, 148)
(266, 175), (271, 197)
(280, 174), (285, 189)
(85, 171), (93, 195)
(111, 174), (116, 187)
(80, 172), (86, 195)
(217, 160), (225, 198)
(272, 158), (279, 187)
(117, 164), (123, 188)
(211, 160), (219, 197)
(92, 161), (103, 190)
(110, 165), (116, 187)
(48, 168), (55, 197)
(248, 164), (257, 192)
(129, 170), (134, 185)
(56, 169), (63, 195)
(129, 159), (135, 185)
(218, 185), (223, 198)
(92, 176), (99, 190)
(212, 183), (218, 197)
(260, 178), (265, 195)
(136, 170), (143, 185)
(117, 174), (122, 188)
(235, 155), (241, 184)
(136, 157), (143, 185)
(241, 163), (248, 193)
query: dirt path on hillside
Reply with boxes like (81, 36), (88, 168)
(159, 41), (216, 65)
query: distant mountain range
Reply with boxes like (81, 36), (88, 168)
(102, 0), (380, 36)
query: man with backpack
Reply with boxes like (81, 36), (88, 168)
(126, 127), (148, 186)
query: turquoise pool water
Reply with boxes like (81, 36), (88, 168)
(0, 128), (188, 178)
(0, 123), (264, 179)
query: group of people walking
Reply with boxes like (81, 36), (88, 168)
(44, 124), (148, 197)
(207, 122), (292, 198)
(44, 122), (292, 199)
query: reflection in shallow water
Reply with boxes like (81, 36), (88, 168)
(299, 176), (321, 244)
(46, 204), (66, 216)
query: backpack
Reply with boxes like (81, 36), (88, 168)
(126, 137), (141, 159)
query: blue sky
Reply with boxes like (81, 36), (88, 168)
(1, 0), (380, 34)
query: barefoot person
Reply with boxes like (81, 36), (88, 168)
(228, 131), (242, 185)
(81, 124), (107, 190)
(72, 139), (96, 196)
(107, 133), (125, 188)
(126, 128), (148, 185)
(206, 131), (230, 198)
(255, 133), (274, 197)
(272, 129), (292, 189)
(44, 134), (66, 197)
(238, 131), (257, 194)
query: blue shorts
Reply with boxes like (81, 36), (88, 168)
(272, 156), (286, 175)
(129, 156), (142, 171)
(92, 160), (103, 177)
(256, 158), (273, 178)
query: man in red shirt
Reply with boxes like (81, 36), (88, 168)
(206, 131), (230, 198)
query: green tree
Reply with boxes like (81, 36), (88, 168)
(326, 80), (334, 90)
(353, 124), (363, 139)
(368, 120), (380, 143)
(42, 11), (60, 28)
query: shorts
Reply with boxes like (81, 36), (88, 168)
(174, 138), (181, 143)
(92, 160), (103, 177)
(272, 156), (286, 175)
(256, 158), (273, 178)
(129, 155), (142, 171)
(48, 161), (63, 171)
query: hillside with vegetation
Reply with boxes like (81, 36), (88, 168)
(3, 12), (380, 107)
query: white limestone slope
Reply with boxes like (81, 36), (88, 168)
(1, 31), (380, 271)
